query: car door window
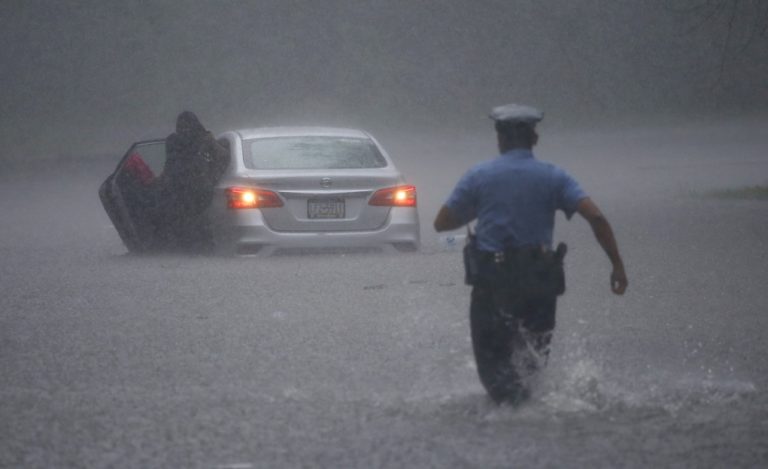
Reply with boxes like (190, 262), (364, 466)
(123, 141), (166, 178)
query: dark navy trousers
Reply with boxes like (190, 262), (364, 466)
(469, 285), (556, 404)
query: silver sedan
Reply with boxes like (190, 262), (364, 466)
(210, 127), (420, 254)
(99, 127), (420, 255)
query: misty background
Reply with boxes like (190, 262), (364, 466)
(1, 0), (767, 162)
(3, 2), (768, 466)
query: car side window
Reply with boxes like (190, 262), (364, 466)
(127, 141), (167, 178)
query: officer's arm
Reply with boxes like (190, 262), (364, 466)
(433, 205), (464, 232)
(576, 198), (628, 295)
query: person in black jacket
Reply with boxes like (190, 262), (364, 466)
(157, 111), (229, 252)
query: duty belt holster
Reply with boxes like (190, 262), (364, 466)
(463, 227), (567, 298)
(462, 226), (482, 286)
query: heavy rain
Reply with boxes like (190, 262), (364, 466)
(1, 1), (767, 467)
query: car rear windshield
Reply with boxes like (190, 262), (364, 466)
(243, 136), (388, 170)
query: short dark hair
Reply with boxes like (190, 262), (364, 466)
(495, 121), (538, 149)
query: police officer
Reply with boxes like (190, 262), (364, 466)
(434, 104), (628, 404)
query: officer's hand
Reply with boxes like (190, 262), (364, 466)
(611, 267), (628, 295)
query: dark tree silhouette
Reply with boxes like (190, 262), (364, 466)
(670, 0), (768, 39)
(668, 0), (768, 78)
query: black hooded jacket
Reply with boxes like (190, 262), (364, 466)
(161, 112), (228, 216)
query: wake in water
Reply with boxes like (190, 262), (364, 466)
(524, 334), (757, 416)
(397, 332), (758, 421)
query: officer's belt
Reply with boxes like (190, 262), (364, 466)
(477, 244), (566, 265)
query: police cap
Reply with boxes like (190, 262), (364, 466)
(489, 104), (544, 125)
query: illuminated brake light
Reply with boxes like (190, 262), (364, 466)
(242, 191), (256, 205)
(369, 185), (417, 207)
(226, 187), (283, 209)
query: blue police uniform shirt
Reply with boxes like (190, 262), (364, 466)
(445, 149), (587, 252)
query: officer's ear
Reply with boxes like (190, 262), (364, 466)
(496, 131), (506, 152)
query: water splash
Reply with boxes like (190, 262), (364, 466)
(533, 335), (758, 415)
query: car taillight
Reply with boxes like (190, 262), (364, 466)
(226, 187), (283, 209)
(369, 185), (417, 207)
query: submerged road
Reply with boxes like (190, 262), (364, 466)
(2, 124), (767, 468)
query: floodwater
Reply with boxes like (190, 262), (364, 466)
(1, 121), (767, 468)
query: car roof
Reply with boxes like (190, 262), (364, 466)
(235, 127), (371, 140)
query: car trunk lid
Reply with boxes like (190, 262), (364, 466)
(229, 169), (403, 231)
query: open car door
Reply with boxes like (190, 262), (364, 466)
(98, 140), (166, 253)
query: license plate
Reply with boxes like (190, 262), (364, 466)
(307, 198), (345, 219)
